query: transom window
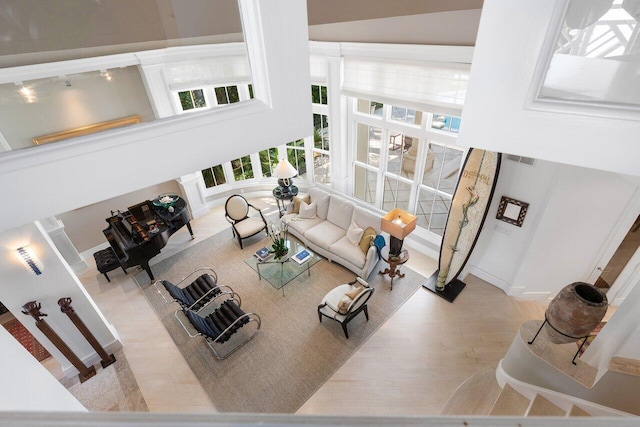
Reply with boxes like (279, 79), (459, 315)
(311, 85), (327, 104)
(201, 164), (226, 188)
(178, 89), (206, 111)
(431, 113), (461, 133)
(215, 86), (240, 105)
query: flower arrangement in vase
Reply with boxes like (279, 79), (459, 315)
(268, 222), (289, 260)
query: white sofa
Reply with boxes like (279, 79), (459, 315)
(280, 187), (382, 279)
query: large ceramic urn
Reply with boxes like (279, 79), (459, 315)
(544, 282), (608, 344)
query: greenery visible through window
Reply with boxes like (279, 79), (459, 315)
(215, 86), (240, 105)
(259, 148), (278, 177)
(248, 84), (254, 99)
(313, 114), (329, 151)
(286, 139), (306, 177)
(178, 89), (206, 111)
(231, 155), (254, 181)
(311, 85), (327, 104)
(201, 164), (226, 188)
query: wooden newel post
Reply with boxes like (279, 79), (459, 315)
(58, 297), (116, 368)
(22, 301), (96, 383)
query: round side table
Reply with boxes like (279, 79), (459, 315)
(272, 185), (299, 217)
(379, 246), (409, 290)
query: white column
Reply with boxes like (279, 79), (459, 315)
(137, 63), (176, 119)
(0, 221), (121, 376)
(176, 173), (211, 219)
(39, 216), (88, 272)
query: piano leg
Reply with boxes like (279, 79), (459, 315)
(186, 221), (195, 239)
(141, 261), (155, 281)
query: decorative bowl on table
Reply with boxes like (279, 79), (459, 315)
(153, 193), (180, 211)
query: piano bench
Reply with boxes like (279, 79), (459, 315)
(93, 248), (126, 282)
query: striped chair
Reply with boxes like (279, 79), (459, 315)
(153, 268), (236, 313)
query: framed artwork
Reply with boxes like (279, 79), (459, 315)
(496, 196), (529, 227)
(32, 115), (141, 145)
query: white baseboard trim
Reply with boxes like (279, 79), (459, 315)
(516, 291), (552, 301)
(80, 242), (111, 266)
(190, 205), (211, 219)
(70, 258), (89, 272)
(466, 266), (510, 293)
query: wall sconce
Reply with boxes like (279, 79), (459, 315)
(381, 208), (417, 255)
(100, 70), (112, 81)
(16, 246), (43, 275)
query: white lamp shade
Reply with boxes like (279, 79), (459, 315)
(274, 158), (298, 179)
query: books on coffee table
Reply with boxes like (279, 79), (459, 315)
(254, 246), (273, 262)
(292, 249), (312, 264)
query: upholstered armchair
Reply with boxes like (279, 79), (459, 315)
(318, 277), (374, 338)
(224, 195), (268, 249)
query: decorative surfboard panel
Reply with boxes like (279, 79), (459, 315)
(424, 148), (501, 302)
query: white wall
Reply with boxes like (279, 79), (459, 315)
(0, 326), (85, 412)
(0, 66), (155, 150)
(0, 222), (120, 374)
(460, 0), (640, 177)
(470, 161), (638, 300)
(467, 158), (559, 292)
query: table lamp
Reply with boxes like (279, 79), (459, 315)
(274, 158), (298, 191)
(381, 208), (416, 255)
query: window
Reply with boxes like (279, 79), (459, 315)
(311, 85), (328, 104)
(431, 114), (461, 133)
(231, 155), (254, 181)
(355, 123), (381, 167)
(201, 164), (226, 188)
(215, 86), (240, 105)
(390, 105), (421, 126)
(287, 139), (306, 179)
(178, 89), (206, 111)
(351, 98), (465, 238)
(313, 114), (329, 151)
(356, 99), (383, 117)
(248, 84), (254, 99)
(259, 147), (278, 177)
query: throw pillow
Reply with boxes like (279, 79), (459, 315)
(345, 285), (364, 300)
(293, 195), (311, 214)
(359, 226), (377, 254)
(337, 295), (352, 314)
(299, 201), (317, 219)
(315, 196), (330, 219)
(346, 220), (364, 245)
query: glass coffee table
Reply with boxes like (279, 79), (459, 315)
(245, 239), (321, 296)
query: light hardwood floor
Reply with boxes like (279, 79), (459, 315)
(68, 196), (545, 415)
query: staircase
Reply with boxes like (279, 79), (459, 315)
(441, 367), (628, 417)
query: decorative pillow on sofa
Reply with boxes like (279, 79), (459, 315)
(337, 295), (352, 314)
(359, 226), (377, 254)
(293, 195), (311, 213)
(345, 285), (364, 300)
(299, 201), (317, 219)
(346, 220), (364, 245)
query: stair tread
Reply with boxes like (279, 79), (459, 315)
(489, 383), (530, 416)
(569, 405), (592, 417)
(440, 368), (502, 415)
(527, 394), (565, 416)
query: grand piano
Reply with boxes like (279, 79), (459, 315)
(103, 196), (193, 281)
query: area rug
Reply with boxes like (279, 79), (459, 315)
(134, 227), (424, 413)
(2, 318), (51, 361)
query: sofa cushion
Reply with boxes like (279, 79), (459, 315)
(305, 221), (346, 251)
(346, 220), (364, 245)
(282, 214), (323, 235)
(359, 226), (377, 254)
(299, 201), (317, 219)
(293, 195), (310, 214)
(327, 196), (355, 230)
(352, 206), (381, 233)
(330, 237), (367, 268)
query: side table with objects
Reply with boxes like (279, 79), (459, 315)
(379, 246), (410, 290)
(272, 185), (299, 217)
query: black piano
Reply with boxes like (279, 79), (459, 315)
(103, 197), (194, 281)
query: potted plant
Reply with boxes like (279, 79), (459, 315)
(268, 222), (289, 260)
